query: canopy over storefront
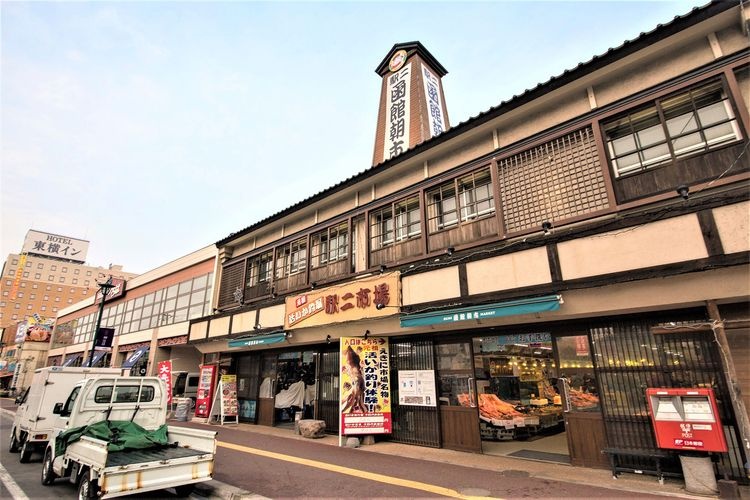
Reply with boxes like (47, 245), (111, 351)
(400, 295), (563, 328)
(228, 331), (288, 348)
(122, 347), (149, 368)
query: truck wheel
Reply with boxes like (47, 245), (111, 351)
(19, 440), (32, 463)
(9, 429), (20, 453)
(41, 448), (57, 485)
(174, 484), (195, 497)
(77, 470), (98, 500)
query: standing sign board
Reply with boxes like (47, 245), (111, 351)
(211, 374), (239, 425)
(340, 337), (391, 435)
(157, 360), (173, 407)
(195, 364), (218, 419)
(646, 387), (728, 452)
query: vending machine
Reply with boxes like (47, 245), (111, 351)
(646, 387), (727, 453)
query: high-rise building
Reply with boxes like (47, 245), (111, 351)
(0, 229), (138, 390)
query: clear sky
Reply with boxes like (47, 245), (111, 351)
(1, 0), (706, 274)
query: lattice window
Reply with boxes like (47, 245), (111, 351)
(218, 261), (244, 308)
(498, 127), (609, 234)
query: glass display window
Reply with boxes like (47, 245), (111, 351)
(554, 335), (599, 412)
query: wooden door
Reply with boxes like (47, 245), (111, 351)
(257, 353), (277, 426)
(436, 342), (481, 452)
(564, 411), (609, 468)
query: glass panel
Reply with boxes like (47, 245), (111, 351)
(613, 152), (641, 175)
(166, 284), (178, 299)
(697, 100), (731, 126)
(555, 335), (599, 412)
(666, 112), (699, 137)
(636, 123), (666, 148)
(437, 373), (474, 407)
(178, 280), (192, 295)
(672, 132), (704, 156)
(704, 122), (738, 146)
(436, 343), (472, 370)
(640, 144), (671, 166)
(193, 274), (208, 290)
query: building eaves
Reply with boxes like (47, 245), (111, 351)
(216, 0), (731, 248)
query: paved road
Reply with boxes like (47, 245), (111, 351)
(0, 398), (678, 499)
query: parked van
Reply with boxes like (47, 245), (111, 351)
(9, 366), (123, 462)
(172, 371), (199, 408)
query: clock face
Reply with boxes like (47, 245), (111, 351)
(388, 50), (407, 72)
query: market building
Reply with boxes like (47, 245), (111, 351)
(0, 229), (138, 391)
(45, 246), (216, 390)
(189, 1), (749, 482)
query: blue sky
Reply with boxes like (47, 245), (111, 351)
(1, 0), (705, 273)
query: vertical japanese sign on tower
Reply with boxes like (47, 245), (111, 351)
(421, 65), (446, 138)
(383, 51), (411, 163)
(340, 337), (392, 435)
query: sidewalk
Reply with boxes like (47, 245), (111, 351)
(183, 417), (748, 499)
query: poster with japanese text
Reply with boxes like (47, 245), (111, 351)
(221, 374), (238, 417)
(157, 360), (172, 407)
(195, 364), (217, 418)
(398, 370), (437, 407)
(340, 337), (391, 435)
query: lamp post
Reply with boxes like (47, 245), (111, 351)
(88, 276), (116, 368)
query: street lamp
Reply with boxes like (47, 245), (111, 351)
(88, 276), (116, 367)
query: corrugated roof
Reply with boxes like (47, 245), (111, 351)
(216, 0), (732, 247)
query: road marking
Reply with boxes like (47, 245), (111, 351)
(218, 440), (499, 499)
(0, 462), (28, 500)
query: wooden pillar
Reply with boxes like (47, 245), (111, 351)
(706, 300), (750, 457)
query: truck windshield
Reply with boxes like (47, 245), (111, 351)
(63, 387), (81, 415)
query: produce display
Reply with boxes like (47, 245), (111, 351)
(478, 394), (523, 420)
(569, 388), (599, 409)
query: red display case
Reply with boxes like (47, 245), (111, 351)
(646, 387), (727, 453)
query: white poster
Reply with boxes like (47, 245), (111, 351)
(383, 63), (411, 163)
(421, 65), (446, 138)
(398, 369), (436, 407)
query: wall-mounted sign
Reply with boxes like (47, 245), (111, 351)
(95, 278), (126, 304)
(52, 319), (77, 348)
(25, 315), (54, 342)
(383, 63), (412, 162)
(22, 230), (89, 263)
(14, 321), (28, 344)
(421, 65), (446, 138)
(284, 272), (399, 329)
(340, 337), (392, 435)
(94, 327), (115, 349)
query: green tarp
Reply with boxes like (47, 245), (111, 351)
(54, 420), (169, 458)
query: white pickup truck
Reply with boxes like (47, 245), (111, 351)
(42, 376), (217, 498)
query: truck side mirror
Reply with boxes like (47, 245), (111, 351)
(53, 402), (64, 415)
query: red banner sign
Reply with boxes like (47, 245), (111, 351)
(157, 360), (173, 407)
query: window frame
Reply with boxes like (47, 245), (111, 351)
(603, 76), (743, 179)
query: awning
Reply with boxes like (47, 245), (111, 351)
(62, 353), (82, 367)
(122, 347), (149, 368)
(400, 294), (563, 328)
(83, 350), (107, 367)
(228, 331), (287, 348)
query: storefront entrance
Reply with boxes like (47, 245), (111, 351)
(472, 331), (606, 467)
(436, 341), (481, 452)
(234, 349), (317, 427)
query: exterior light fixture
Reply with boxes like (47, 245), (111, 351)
(379, 264), (387, 274)
(254, 323), (262, 331)
(326, 334), (331, 344)
(311, 282), (317, 290)
(542, 221), (553, 235)
(364, 330), (370, 339)
(676, 185), (689, 200)
(446, 246), (455, 256)
(376, 303), (385, 310)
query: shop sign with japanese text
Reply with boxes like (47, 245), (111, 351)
(95, 278), (127, 304)
(383, 63), (411, 162)
(284, 272), (399, 329)
(22, 230), (89, 263)
(421, 65), (446, 138)
(340, 336), (392, 435)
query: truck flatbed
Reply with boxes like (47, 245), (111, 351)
(106, 445), (208, 467)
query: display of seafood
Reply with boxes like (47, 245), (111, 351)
(569, 388), (599, 409)
(478, 393), (524, 420)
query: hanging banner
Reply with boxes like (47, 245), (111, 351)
(157, 360), (173, 407)
(9, 253), (27, 300)
(195, 364), (218, 419)
(340, 337), (392, 435)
